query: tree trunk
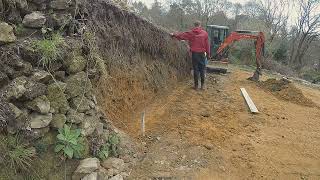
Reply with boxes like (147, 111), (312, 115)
(292, 33), (308, 68)
(289, 34), (299, 66)
(297, 36), (316, 67)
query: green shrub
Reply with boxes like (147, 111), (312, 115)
(109, 134), (120, 156)
(54, 125), (84, 159)
(96, 133), (120, 160)
(273, 42), (288, 63)
(34, 141), (48, 154)
(229, 44), (256, 66)
(33, 33), (64, 68)
(301, 70), (320, 83)
(97, 144), (110, 160)
(0, 134), (35, 172)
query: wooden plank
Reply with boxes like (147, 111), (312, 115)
(240, 88), (259, 114)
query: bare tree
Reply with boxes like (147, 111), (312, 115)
(200, 0), (216, 26)
(132, 1), (148, 16)
(289, 0), (320, 68)
(243, 1), (260, 17)
(232, 3), (243, 17)
(166, 0), (220, 28)
(164, 0), (235, 28)
(256, 0), (289, 42)
(191, 0), (223, 27)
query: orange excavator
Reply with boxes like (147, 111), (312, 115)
(207, 25), (265, 81)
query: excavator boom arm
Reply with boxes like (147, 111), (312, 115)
(217, 31), (265, 68)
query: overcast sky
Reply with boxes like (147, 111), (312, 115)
(134, 0), (301, 26)
(138, 0), (251, 7)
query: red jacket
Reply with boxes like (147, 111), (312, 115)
(173, 27), (210, 57)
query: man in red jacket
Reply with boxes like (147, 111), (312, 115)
(171, 21), (210, 90)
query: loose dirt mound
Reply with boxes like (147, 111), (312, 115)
(259, 78), (316, 107)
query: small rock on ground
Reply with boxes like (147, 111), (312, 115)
(101, 158), (125, 172)
(23, 11), (46, 28)
(81, 172), (98, 180)
(0, 22), (16, 44)
(29, 112), (52, 129)
(73, 158), (100, 180)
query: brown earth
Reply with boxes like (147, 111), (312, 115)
(88, 0), (191, 125)
(109, 66), (320, 180)
(259, 78), (317, 107)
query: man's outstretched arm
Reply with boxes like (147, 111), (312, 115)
(171, 31), (193, 41)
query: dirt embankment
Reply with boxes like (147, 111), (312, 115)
(85, 1), (191, 125)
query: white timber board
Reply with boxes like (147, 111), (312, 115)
(240, 88), (259, 114)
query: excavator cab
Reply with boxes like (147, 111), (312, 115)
(206, 25), (230, 74)
(207, 25), (229, 59)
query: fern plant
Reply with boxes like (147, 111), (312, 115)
(54, 125), (84, 159)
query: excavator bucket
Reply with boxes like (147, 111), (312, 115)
(248, 68), (262, 82)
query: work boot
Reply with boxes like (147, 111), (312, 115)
(193, 85), (199, 90)
(200, 85), (205, 91)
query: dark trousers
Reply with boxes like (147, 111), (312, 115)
(192, 52), (206, 88)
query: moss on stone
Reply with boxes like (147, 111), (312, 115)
(79, 137), (91, 159)
(64, 54), (87, 74)
(70, 96), (94, 113)
(47, 82), (70, 114)
(65, 72), (92, 98)
(50, 114), (67, 129)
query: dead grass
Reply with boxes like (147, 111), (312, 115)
(262, 58), (296, 77)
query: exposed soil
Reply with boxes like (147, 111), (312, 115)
(110, 66), (320, 179)
(87, 0), (191, 124)
(259, 78), (317, 107)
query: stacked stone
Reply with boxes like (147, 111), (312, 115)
(0, 1), (141, 179)
(0, 0), (82, 41)
(72, 157), (129, 180)
(0, 0), (105, 138)
(0, 44), (131, 179)
(0, 63), (105, 138)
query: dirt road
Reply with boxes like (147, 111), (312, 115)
(120, 67), (320, 179)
